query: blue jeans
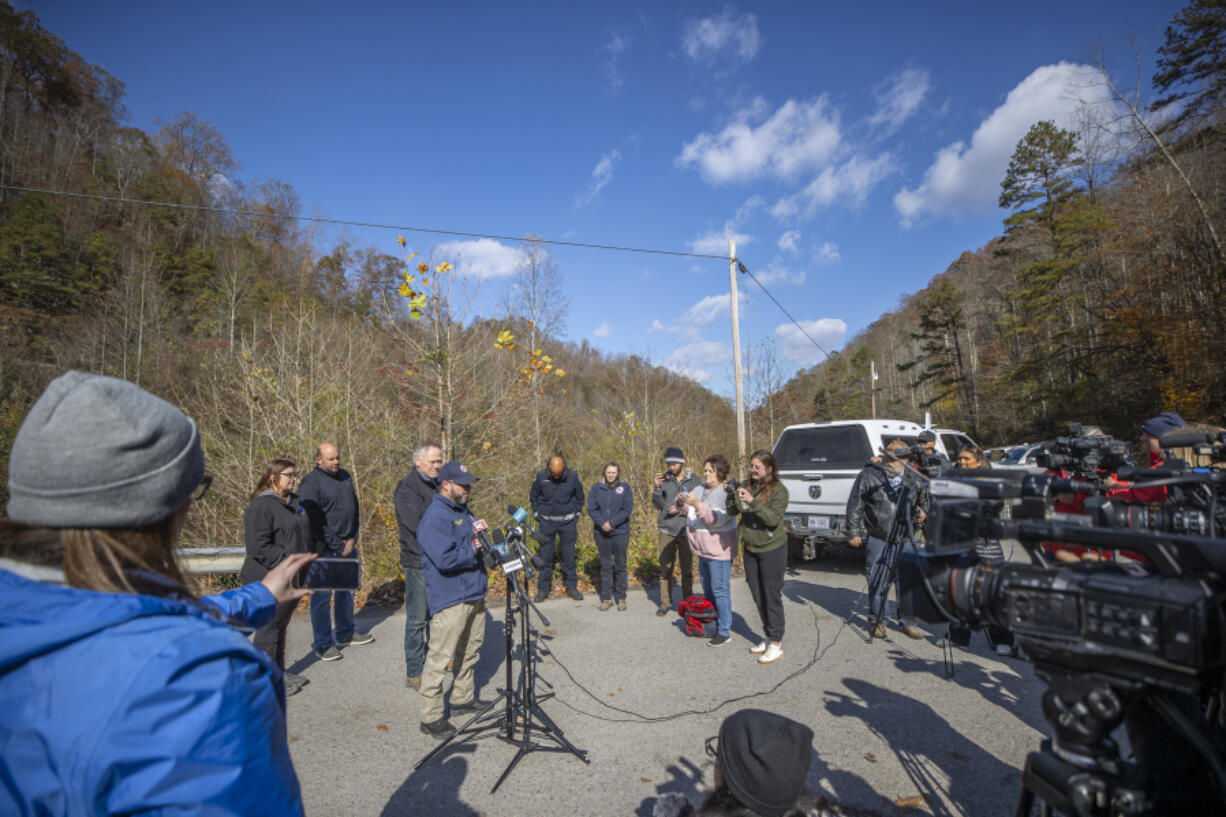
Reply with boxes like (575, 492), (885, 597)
(310, 587), (355, 651)
(403, 565), (428, 678)
(699, 557), (732, 637)
(865, 535), (914, 625)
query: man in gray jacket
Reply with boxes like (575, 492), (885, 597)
(651, 446), (701, 615)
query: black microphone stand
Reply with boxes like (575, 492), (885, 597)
(415, 532), (588, 792)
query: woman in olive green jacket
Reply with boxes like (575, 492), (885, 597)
(727, 450), (789, 665)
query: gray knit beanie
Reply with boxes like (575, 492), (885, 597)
(6, 371), (204, 528)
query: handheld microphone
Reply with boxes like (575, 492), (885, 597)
(471, 518), (499, 569)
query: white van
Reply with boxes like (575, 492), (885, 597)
(771, 419), (956, 560)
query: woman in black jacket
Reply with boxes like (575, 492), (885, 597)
(243, 458), (313, 693)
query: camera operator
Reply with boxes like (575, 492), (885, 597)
(1103, 412), (1186, 503)
(945, 445), (1016, 656)
(417, 460), (489, 739)
(846, 439), (925, 639)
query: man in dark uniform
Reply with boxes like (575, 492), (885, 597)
(393, 441), (442, 690)
(530, 455), (585, 602)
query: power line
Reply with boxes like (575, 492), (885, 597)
(737, 261), (834, 361)
(0, 184), (728, 261)
(2, 183), (836, 361)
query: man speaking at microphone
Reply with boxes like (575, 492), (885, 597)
(416, 460), (489, 739)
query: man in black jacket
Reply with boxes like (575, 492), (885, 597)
(845, 439), (924, 640)
(299, 442), (373, 661)
(529, 455), (585, 602)
(394, 441), (443, 689)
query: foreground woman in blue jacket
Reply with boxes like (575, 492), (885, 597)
(0, 371), (311, 816)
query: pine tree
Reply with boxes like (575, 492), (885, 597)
(1152, 0), (1226, 133)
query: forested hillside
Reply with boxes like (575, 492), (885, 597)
(0, 3), (735, 581)
(762, 1), (1226, 447)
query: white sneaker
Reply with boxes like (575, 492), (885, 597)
(757, 643), (783, 664)
(749, 640), (768, 654)
(995, 643), (1014, 657)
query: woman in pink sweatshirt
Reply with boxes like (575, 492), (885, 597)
(680, 454), (739, 646)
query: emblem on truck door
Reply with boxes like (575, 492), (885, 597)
(809, 485), (822, 499)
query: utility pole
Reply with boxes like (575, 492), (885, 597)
(730, 240), (746, 475)
(870, 359), (879, 419)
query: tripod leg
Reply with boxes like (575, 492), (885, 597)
(526, 701), (589, 762)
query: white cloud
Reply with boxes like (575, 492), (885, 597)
(677, 97), (842, 184)
(815, 241), (840, 266)
(648, 319), (668, 333)
(690, 228), (752, 256)
(681, 9), (761, 65)
(776, 319), (847, 366)
(437, 239), (524, 279)
(777, 230), (801, 254)
(753, 259), (806, 287)
(604, 31), (629, 92)
(683, 294), (739, 326)
(574, 149), (622, 209)
(869, 67), (931, 134)
(771, 153), (895, 220)
(894, 62), (1109, 227)
(593, 322), (612, 338)
(663, 341), (732, 384)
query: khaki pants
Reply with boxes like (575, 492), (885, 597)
(419, 599), (486, 723)
(657, 531), (693, 608)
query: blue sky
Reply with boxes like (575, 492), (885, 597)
(25, 0), (1184, 397)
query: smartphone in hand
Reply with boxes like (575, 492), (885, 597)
(295, 557), (361, 591)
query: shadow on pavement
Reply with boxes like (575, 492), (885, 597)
(824, 678), (1021, 817)
(886, 648), (1045, 734)
(635, 753), (707, 817)
(380, 743), (478, 817)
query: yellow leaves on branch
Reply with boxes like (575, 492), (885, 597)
(435, 261), (453, 273)
(494, 330), (517, 350)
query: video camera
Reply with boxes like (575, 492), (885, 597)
(889, 443), (947, 478)
(897, 466), (1226, 813)
(1034, 423), (1131, 481)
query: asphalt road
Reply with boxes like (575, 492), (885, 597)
(282, 550), (1048, 816)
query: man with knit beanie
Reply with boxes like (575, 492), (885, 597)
(652, 446), (701, 614)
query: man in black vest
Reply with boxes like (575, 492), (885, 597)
(530, 455), (585, 602)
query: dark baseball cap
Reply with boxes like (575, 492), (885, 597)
(438, 460), (479, 485)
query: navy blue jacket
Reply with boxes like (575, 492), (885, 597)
(418, 493), (488, 617)
(587, 480), (634, 537)
(530, 468), (585, 518)
(298, 466), (359, 555)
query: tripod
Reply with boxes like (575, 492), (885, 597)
(1015, 672), (1226, 816)
(864, 474), (920, 642)
(415, 562), (589, 792)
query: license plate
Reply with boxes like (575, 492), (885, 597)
(809, 516), (830, 530)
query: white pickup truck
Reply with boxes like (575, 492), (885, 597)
(772, 419), (972, 560)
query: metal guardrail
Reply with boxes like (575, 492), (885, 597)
(176, 547), (245, 575)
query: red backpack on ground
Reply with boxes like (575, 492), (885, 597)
(677, 594), (717, 636)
